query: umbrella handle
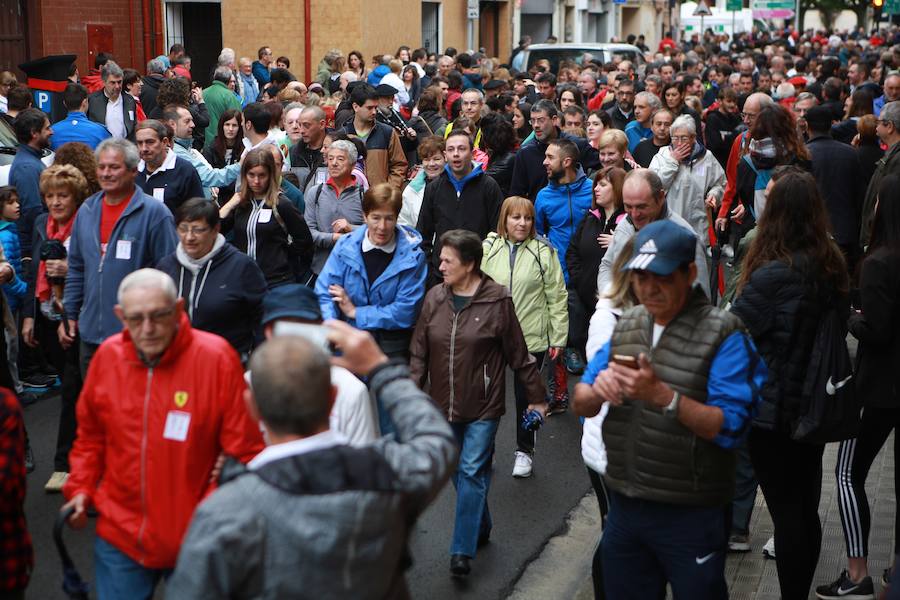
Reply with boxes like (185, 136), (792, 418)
(54, 506), (77, 569)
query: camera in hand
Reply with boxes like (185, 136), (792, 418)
(522, 409), (544, 432)
(40, 239), (67, 284)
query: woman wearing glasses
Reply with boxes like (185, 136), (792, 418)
(157, 198), (267, 360)
(648, 114), (726, 248)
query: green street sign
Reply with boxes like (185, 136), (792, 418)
(727, 0), (742, 10)
(887, 0), (900, 14)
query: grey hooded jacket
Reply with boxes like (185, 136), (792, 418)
(167, 363), (457, 600)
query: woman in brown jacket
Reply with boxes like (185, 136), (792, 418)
(410, 229), (545, 579)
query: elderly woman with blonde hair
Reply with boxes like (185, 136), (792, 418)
(22, 164), (91, 492)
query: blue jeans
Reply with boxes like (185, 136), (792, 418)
(94, 537), (171, 600)
(602, 491), (728, 600)
(450, 419), (500, 557)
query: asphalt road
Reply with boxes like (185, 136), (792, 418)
(21, 372), (590, 600)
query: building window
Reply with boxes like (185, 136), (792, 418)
(422, 2), (441, 53)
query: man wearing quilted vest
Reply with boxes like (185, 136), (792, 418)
(573, 218), (767, 599)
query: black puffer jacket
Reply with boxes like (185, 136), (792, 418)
(731, 254), (848, 433)
(849, 247), (900, 408)
(485, 151), (515, 198)
(566, 207), (624, 308)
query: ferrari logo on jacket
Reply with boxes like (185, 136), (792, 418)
(174, 391), (189, 408)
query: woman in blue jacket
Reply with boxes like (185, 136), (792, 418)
(316, 183), (427, 359)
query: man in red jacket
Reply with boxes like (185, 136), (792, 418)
(61, 268), (264, 599)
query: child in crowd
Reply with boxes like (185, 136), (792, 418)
(0, 186), (27, 390)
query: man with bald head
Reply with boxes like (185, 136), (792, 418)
(716, 93), (776, 232)
(875, 72), (900, 116)
(289, 105), (328, 191)
(597, 169), (709, 297)
(170, 322), (457, 598)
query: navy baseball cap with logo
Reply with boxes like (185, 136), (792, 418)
(622, 220), (696, 275)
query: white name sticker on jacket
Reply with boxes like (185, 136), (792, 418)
(163, 411), (191, 442)
(258, 208), (273, 224)
(129, 110), (135, 121)
(115, 240), (132, 260)
(153, 188), (166, 202)
(315, 170), (327, 185)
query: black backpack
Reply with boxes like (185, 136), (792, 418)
(790, 306), (860, 444)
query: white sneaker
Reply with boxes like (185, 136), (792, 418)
(762, 536), (776, 559)
(44, 471), (68, 493)
(512, 451), (533, 478)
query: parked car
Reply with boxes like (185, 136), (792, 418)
(518, 43), (646, 74)
(0, 146), (55, 186)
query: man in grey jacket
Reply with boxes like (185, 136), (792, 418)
(169, 321), (457, 599)
(597, 169), (709, 298)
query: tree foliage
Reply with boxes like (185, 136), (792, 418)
(800, 0), (867, 30)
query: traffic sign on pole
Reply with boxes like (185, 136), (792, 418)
(726, 0), (742, 10)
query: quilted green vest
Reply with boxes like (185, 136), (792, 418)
(603, 288), (746, 507)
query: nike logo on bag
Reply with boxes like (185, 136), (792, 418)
(695, 552), (716, 565)
(825, 374), (853, 395)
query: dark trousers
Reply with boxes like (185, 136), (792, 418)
(602, 490), (728, 600)
(835, 406), (900, 558)
(749, 427), (825, 600)
(513, 351), (544, 454)
(731, 439), (758, 534)
(587, 467), (610, 600)
(35, 313), (82, 471)
(568, 289), (589, 354)
(79, 340), (100, 380)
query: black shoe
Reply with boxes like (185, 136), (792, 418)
(24, 441), (35, 474)
(815, 570), (875, 600)
(882, 567), (892, 587)
(450, 554), (471, 577)
(477, 530), (491, 548)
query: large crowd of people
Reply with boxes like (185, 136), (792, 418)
(2, 23), (900, 600)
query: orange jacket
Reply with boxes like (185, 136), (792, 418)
(63, 313), (264, 568)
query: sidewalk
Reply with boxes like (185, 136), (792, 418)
(509, 436), (896, 600)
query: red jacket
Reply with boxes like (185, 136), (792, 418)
(0, 387), (31, 592)
(63, 314), (264, 568)
(81, 69), (104, 94)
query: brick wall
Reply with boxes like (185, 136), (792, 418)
(36, 0), (146, 74)
(221, 0), (510, 84)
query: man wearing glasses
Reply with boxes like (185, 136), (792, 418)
(61, 268), (264, 599)
(63, 138), (177, 376)
(861, 101), (900, 247)
(715, 93), (775, 234)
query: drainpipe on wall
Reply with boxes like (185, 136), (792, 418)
(154, 0), (164, 56)
(141, 0), (152, 65)
(304, 0), (312, 83)
(128, 0), (137, 68)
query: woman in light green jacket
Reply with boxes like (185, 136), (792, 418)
(482, 196), (568, 478)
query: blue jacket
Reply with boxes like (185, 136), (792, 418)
(624, 121), (652, 154)
(63, 187), (178, 344)
(239, 72), (260, 106)
(367, 65), (390, 86)
(534, 172), (593, 284)
(251, 61), (270, 87)
(50, 111), (111, 151)
(0, 221), (26, 311)
(315, 225), (427, 332)
(9, 144), (46, 259)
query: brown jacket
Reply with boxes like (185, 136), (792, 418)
(342, 121), (408, 188)
(410, 276), (544, 422)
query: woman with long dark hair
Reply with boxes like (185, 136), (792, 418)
(480, 112), (518, 197)
(219, 147), (313, 288)
(202, 108), (243, 202)
(832, 88), (874, 145)
(348, 50), (367, 80)
(817, 174), (900, 599)
(513, 102), (532, 141)
(731, 168), (849, 600)
(732, 104), (811, 233)
(567, 166), (626, 358)
(662, 81), (701, 133)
